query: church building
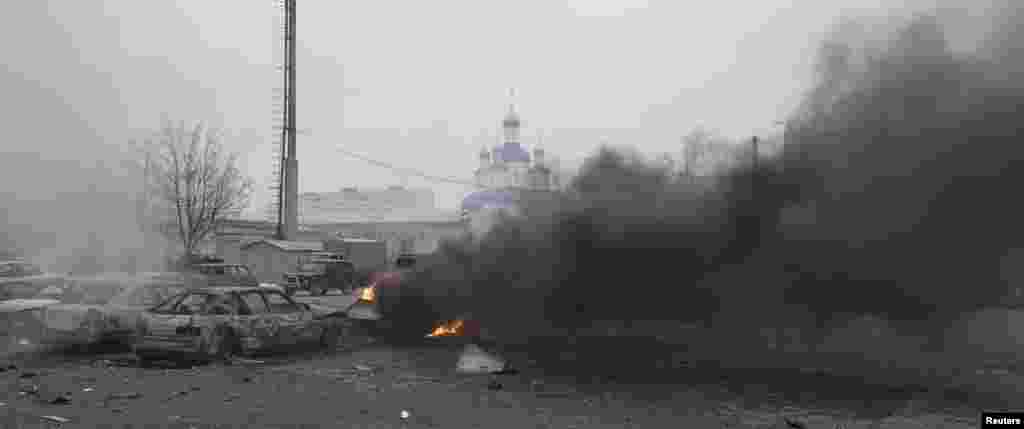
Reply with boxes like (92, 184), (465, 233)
(461, 100), (557, 237)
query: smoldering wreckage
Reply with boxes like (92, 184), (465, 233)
(3, 5), (1024, 426)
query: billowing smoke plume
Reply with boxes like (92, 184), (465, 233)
(381, 3), (1024, 346)
(1, 151), (173, 275)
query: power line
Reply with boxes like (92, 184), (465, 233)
(330, 145), (565, 192)
(331, 146), (484, 188)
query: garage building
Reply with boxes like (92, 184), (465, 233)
(239, 239), (323, 284)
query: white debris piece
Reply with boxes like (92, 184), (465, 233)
(456, 343), (507, 374)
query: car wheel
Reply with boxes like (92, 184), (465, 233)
(320, 321), (341, 350)
(83, 310), (105, 343)
(205, 326), (238, 363)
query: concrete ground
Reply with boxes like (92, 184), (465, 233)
(0, 335), (988, 429)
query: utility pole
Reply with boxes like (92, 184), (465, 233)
(751, 135), (759, 171)
(273, 0), (298, 240)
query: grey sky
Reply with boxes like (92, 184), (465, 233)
(3, 0), (948, 216)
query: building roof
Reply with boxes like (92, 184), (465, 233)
(494, 142), (530, 163)
(241, 239), (324, 252)
(300, 210), (463, 225)
(461, 189), (519, 212)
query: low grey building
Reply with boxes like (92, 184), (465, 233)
(239, 239), (323, 284)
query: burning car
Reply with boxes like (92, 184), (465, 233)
(30, 273), (191, 347)
(347, 254), (480, 340)
(133, 285), (348, 363)
(0, 259), (65, 300)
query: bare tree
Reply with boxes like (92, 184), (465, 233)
(142, 120), (253, 259)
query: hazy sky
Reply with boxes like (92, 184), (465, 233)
(3, 0), (948, 216)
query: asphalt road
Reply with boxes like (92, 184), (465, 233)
(0, 335), (987, 429)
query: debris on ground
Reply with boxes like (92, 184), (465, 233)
(231, 358), (265, 365)
(40, 415), (70, 424)
(354, 364), (373, 372)
(19, 371), (39, 379)
(534, 390), (578, 398)
(49, 394), (72, 405)
(456, 344), (507, 374)
(487, 380), (503, 391)
(82, 387), (94, 392)
(783, 416), (808, 429)
(168, 390), (189, 399)
(106, 392), (142, 400)
(400, 410), (411, 419)
(397, 374), (441, 383)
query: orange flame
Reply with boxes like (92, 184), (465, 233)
(427, 320), (465, 337)
(359, 286), (376, 303)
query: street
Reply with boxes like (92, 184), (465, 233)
(0, 334), (986, 429)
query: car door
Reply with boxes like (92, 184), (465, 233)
(146, 293), (205, 339)
(236, 291), (277, 350)
(261, 291), (320, 346)
(143, 293), (188, 338)
(104, 282), (162, 335)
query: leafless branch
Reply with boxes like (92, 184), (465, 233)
(139, 119), (253, 257)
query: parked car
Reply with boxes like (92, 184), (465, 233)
(282, 253), (356, 296)
(133, 285), (348, 363)
(30, 273), (192, 347)
(0, 298), (59, 349)
(188, 263), (259, 287)
(0, 260), (65, 300)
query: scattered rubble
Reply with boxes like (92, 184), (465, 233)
(39, 415), (70, 424)
(49, 394), (72, 405)
(456, 344), (507, 374)
(106, 392), (142, 400)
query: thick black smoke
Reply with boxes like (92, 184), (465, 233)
(381, 4), (1024, 346)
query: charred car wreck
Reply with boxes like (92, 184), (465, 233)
(134, 285), (348, 363)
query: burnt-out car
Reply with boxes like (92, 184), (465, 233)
(346, 254), (481, 340)
(133, 286), (348, 363)
(33, 273), (191, 347)
(0, 260), (65, 300)
(1, 298), (58, 350)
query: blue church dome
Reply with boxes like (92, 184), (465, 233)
(495, 142), (531, 163)
(461, 189), (518, 212)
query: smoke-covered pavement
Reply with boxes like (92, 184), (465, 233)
(0, 341), (988, 428)
(377, 1), (1024, 399)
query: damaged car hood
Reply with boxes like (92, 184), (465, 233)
(307, 303), (344, 318)
(0, 299), (60, 313)
(38, 303), (103, 331)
